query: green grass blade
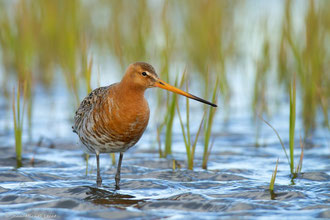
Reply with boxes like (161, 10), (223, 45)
(289, 73), (296, 174)
(164, 77), (178, 156)
(205, 138), (215, 168)
(156, 107), (170, 158)
(12, 84), (26, 168)
(21, 80), (28, 128)
(269, 158), (279, 192)
(296, 136), (304, 174)
(85, 153), (90, 175)
(12, 88), (17, 132)
(164, 73), (186, 157)
(258, 114), (290, 165)
(185, 80), (191, 148)
(111, 153), (116, 166)
(85, 57), (93, 94)
(202, 77), (218, 169)
(164, 94), (176, 156)
(156, 126), (164, 158)
(176, 102), (191, 167)
(16, 85), (20, 126)
(191, 111), (206, 165)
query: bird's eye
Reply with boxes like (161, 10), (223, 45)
(141, 72), (147, 76)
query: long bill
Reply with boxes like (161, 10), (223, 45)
(154, 79), (217, 107)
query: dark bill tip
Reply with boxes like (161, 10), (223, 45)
(190, 93), (218, 107)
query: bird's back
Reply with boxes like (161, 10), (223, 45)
(73, 85), (111, 135)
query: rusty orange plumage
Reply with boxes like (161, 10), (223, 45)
(73, 62), (217, 189)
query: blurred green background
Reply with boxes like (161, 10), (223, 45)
(0, 0), (329, 138)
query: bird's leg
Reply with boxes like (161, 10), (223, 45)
(96, 152), (102, 187)
(115, 152), (124, 190)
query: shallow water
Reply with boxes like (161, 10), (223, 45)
(0, 103), (329, 219)
(0, 80), (329, 219)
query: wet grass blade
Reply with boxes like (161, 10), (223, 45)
(176, 102), (191, 167)
(164, 74), (185, 157)
(85, 57), (93, 94)
(177, 98), (206, 170)
(202, 77), (219, 169)
(12, 87), (22, 167)
(185, 80), (191, 150)
(289, 73), (296, 174)
(85, 154), (90, 175)
(204, 138), (215, 169)
(156, 125), (164, 158)
(258, 115), (290, 165)
(12, 81), (27, 168)
(269, 158), (279, 192)
(164, 87), (177, 157)
(110, 153), (116, 166)
(83, 56), (93, 173)
(156, 107), (171, 158)
(176, 73), (191, 168)
(191, 112), (206, 169)
(259, 73), (301, 177)
(296, 136), (304, 174)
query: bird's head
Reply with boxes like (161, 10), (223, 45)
(122, 62), (217, 107)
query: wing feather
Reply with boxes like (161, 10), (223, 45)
(72, 85), (114, 133)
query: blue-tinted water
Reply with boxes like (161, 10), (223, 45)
(0, 86), (329, 219)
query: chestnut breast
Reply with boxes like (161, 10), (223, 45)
(92, 85), (150, 148)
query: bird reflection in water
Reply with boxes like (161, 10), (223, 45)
(84, 186), (145, 208)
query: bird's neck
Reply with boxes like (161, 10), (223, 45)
(112, 80), (150, 122)
(116, 80), (146, 103)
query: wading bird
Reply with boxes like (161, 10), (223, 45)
(73, 62), (217, 189)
